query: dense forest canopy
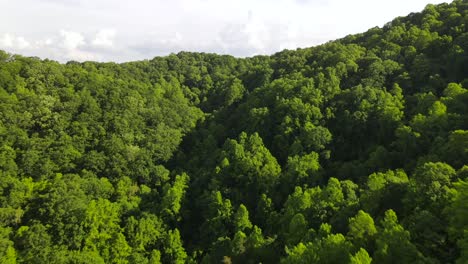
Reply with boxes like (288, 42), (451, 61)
(1, 1), (468, 263)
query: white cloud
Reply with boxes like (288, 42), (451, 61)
(0, 0), (449, 62)
(92, 29), (116, 47)
(59, 30), (85, 50)
(0, 31), (100, 62)
(216, 12), (280, 55)
(16, 37), (30, 49)
(44, 38), (53, 46)
(0, 33), (30, 49)
(0, 33), (14, 47)
(66, 49), (98, 61)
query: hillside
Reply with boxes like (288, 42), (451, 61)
(0, 1), (467, 263)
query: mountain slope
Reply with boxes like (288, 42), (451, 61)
(0, 1), (467, 263)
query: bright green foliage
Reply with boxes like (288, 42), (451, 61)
(0, 227), (16, 264)
(347, 210), (377, 249)
(161, 173), (189, 219)
(14, 224), (53, 263)
(83, 199), (131, 263)
(149, 250), (161, 264)
(125, 213), (163, 252)
(233, 204), (252, 232)
(282, 151), (321, 192)
(0, 1), (468, 262)
(163, 229), (187, 264)
(407, 162), (456, 213)
(441, 130), (468, 168)
(231, 231), (247, 255)
(374, 210), (426, 264)
(350, 248), (372, 264)
(448, 179), (468, 264)
(282, 233), (353, 264)
(223, 78), (245, 106)
(198, 191), (233, 246)
(361, 169), (409, 216)
(215, 132), (281, 206)
(65, 250), (106, 264)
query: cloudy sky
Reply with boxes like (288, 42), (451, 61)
(0, 0), (447, 62)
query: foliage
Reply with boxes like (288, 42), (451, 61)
(0, 1), (467, 262)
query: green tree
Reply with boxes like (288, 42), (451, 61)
(347, 210), (377, 250)
(163, 229), (187, 264)
(233, 204), (252, 232)
(374, 210), (426, 264)
(161, 173), (189, 220)
(447, 179), (468, 264)
(350, 248), (372, 264)
(0, 227), (16, 264)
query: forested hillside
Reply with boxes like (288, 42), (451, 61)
(1, 1), (468, 263)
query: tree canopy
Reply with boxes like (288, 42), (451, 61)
(0, 1), (467, 262)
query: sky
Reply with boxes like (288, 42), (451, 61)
(0, 0), (448, 62)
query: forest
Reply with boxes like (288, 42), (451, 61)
(0, 1), (468, 263)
